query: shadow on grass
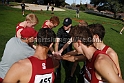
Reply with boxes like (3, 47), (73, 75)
(110, 28), (120, 33)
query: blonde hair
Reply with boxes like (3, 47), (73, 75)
(25, 13), (39, 24)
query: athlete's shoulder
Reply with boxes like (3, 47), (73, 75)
(95, 53), (110, 66)
(94, 54), (112, 76)
(15, 58), (31, 67)
(107, 47), (117, 57)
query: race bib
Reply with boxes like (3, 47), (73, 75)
(34, 73), (52, 83)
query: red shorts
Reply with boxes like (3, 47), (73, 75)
(0, 78), (3, 83)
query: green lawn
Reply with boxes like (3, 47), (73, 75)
(0, 2), (124, 82)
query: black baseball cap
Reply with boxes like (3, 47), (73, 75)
(63, 18), (72, 27)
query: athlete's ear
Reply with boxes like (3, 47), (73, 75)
(93, 34), (99, 42)
(93, 34), (99, 38)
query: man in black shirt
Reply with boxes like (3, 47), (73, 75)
(21, 2), (25, 16)
(55, 18), (78, 83)
(51, 6), (54, 14)
(55, 17), (73, 54)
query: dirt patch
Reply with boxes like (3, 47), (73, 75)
(11, 3), (65, 11)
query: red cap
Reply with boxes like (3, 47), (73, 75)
(20, 27), (38, 38)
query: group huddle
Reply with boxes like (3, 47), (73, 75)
(0, 13), (124, 83)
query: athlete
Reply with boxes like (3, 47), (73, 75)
(63, 25), (124, 83)
(16, 13), (38, 38)
(3, 28), (59, 83)
(42, 16), (60, 29)
(88, 23), (122, 78)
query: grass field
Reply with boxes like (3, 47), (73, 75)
(0, 2), (124, 82)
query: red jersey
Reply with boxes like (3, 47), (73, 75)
(41, 20), (51, 28)
(102, 45), (109, 53)
(0, 78), (3, 83)
(83, 46), (119, 83)
(28, 56), (55, 83)
(16, 23), (25, 37)
(42, 20), (50, 28)
(83, 50), (107, 83)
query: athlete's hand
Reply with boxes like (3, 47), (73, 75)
(53, 52), (62, 60)
(62, 54), (75, 62)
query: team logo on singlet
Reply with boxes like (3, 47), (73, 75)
(34, 73), (52, 83)
(42, 63), (46, 69)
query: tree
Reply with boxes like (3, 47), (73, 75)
(54, 0), (65, 7)
(91, 0), (124, 18)
(43, 0), (65, 7)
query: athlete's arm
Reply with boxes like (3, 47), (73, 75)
(50, 47), (55, 55)
(107, 48), (122, 78)
(16, 28), (23, 38)
(59, 37), (72, 54)
(52, 58), (59, 69)
(55, 38), (60, 52)
(62, 50), (86, 62)
(94, 54), (124, 83)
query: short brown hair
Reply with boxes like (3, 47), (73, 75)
(50, 16), (60, 25)
(25, 13), (39, 24)
(70, 25), (93, 47)
(37, 28), (56, 47)
(88, 23), (105, 41)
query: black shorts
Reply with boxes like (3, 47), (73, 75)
(22, 8), (25, 11)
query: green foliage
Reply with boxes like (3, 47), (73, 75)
(0, 3), (124, 82)
(91, 0), (124, 18)
(79, 4), (87, 11)
(55, 0), (65, 7)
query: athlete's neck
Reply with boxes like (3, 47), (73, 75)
(94, 41), (106, 50)
(81, 44), (97, 61)
(34, 45), (49, 60)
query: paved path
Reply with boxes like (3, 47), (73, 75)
(11, 3), (65, 11)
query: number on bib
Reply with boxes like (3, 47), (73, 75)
(34, 73), (52, 83)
